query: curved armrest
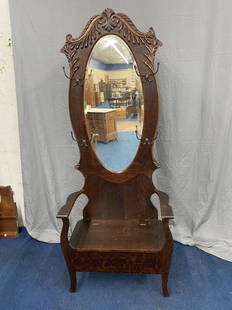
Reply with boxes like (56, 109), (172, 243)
(154, 189), (174, 221)
(56, 191), (84, 219)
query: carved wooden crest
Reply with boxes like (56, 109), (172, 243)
(61, 8), (162, 79)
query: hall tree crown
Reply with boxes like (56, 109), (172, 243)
(57, 8), (174, 297)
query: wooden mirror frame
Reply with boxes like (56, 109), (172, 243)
(61, 8), (162, 183)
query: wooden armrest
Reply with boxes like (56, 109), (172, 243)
(154, 189), (174, 221)
(56, 191), (84, 219)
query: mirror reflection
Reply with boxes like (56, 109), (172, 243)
(84, 35), (144, 172)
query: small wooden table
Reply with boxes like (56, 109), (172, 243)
(86, 108), (117, 143)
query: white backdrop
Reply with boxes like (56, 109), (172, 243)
(10, 0), (232, 261)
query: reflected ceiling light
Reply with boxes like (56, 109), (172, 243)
(104, 37), (129, 64)
(111, 44), (129, 64)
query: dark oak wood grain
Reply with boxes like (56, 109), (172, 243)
(57, 8), (174, 297)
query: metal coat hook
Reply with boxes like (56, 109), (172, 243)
(70, 131), (88, 147)
(62, 66), (84, 86)
(71, 131), (77, 142)
(135, 125), (142, 141)
(90, 132), (99, 144)
(63, 66), (72, 80)
(134, 62), (160, 82)
(135, 126), (157, 145)
(154, 62), (160, 74)
(134, 65), (153, 82)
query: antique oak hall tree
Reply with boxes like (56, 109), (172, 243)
(57, 8), (174, 297)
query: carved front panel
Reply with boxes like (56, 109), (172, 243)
(72, 251), (161, 274)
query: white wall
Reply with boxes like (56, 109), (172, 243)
(0, 0), (24, 225)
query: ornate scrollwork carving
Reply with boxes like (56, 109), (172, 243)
(61, 8), (162, 78)
(99, 8), (119, 32)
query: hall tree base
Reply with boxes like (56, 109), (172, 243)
(58, 193), (173, 296)
(57, 8), (174, 297)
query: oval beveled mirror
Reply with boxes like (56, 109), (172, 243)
(84, 35), (144, 172)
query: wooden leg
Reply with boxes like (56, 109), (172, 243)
(59, 218), (77, 293)
(69, 269), (77, 293)
(161, 273), (170, 297)
(160, 221), (173, 297)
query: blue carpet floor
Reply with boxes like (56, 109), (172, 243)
(96, 131), (139, 172)
(1, 228), (231, 310)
